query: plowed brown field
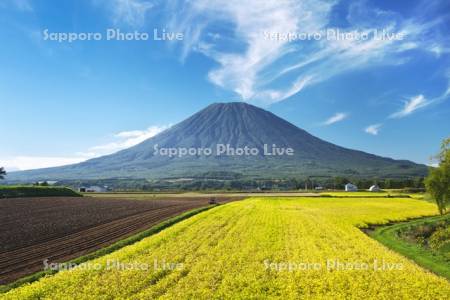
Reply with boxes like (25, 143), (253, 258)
(0, 196), (238, 284)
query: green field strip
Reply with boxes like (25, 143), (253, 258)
(368, 214), (450, 280)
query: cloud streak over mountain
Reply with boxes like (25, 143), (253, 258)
(152, 0), (449, 105)
(390, 95), (429, 118)
(322, 113), (348, 126)
(365, 124), (382, 136)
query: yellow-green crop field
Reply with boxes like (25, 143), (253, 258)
(3, 197), (450, 299)
(320, 191), (392, 196)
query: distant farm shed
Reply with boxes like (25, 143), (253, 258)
(81, 186), (107, 193)
(369, 185), (381, 192)
(345, 183), (358, 192)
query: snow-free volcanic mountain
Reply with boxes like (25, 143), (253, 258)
(9, 102), (427, 181)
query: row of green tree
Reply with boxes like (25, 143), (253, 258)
(81, 176), (424, 192)
(425, 138), (449, 215)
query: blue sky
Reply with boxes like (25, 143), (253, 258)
(0, 0), (449, 171)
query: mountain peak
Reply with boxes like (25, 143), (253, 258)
(209, 101), (254, 107)
(8, 102), (427, 181)
(205, 101), (260, 111)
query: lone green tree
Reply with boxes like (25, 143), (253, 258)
(425, 138), (450, 215)
(0, 167), (6, 180)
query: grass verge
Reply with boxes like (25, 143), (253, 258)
(0, 186), (82, 198)
(0, 204), (218, 293)
(368, 214), (449, 280)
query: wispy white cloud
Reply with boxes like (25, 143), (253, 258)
(372, 81), (450, 131)
(1, 125), (169, 171)
(0, 0), (33, 11)
(322, 112), (348, 126)
(386, 71), (450, 120)
(365, 123), (382, 135)
(94, 0), (449, 105)
(161, 0), (448, 105)
(0, 156), (86, 172)
(389, 95), (429, 118)
(91, 0), (450, 105)
(98, 0), (153, 27)
(167, 0), (334, 104)
(427, 44), (450, 58)
(445, 69), (450, 97)
(445, 86), (450, 98)
(89, 125), (170, 154)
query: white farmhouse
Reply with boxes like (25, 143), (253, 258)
(86, 186), (107, 193)
(345, 183), (358, 192)
(369, 185), (381, 192)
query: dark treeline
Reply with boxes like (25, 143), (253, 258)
(57, 176), (425, 192)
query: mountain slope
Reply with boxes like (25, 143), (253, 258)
(8, 102), (428, 180)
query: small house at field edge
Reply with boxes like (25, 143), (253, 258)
(369, 185), (381, 192)
(345, 183), (358, 192)
(79, 186), (108, 193)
